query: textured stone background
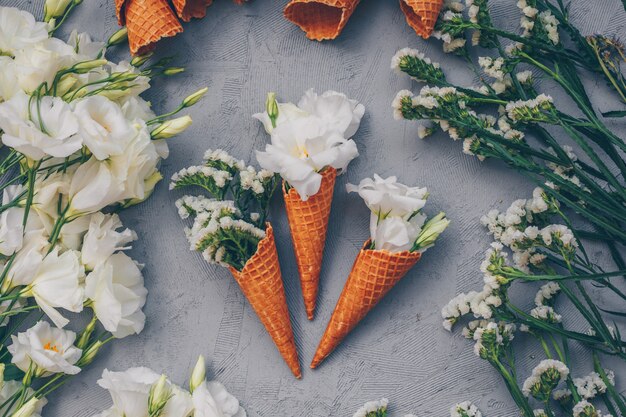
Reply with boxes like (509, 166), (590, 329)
(6, 0), (626, 416)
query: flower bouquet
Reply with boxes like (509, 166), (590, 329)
(91, 355), (246, 417)
(254, 89), (364, 320)
(311, 175), (449, 367)
(171, 149), (301, 378)
(0, 2), (204, 414)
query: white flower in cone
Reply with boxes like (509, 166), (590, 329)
(347, 174), (428, 218)
(85, 253), (147, 338)
(81, 212), (137, 270)
(21, 247), (85, 328)
(253, 101), (307, 134)
(0, 185), (25, 256)
(8, 320), (82, 376)
(0, 92), (82, 160)
(372, 213), (426, 252)
(256, 117), (358, 200)
(297, 89), (365, 138)
(0, 7), (49, 55)
(74, 95), (135, 160)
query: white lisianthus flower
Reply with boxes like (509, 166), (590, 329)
(256, 117), (358, 200)
(107, 124), (161, 202)
(253, 101), (307, 134)
(85, 253), (147, 338)
(67, 30), (106, 60)
(13, 37), (77, 93)
(0, 92), (82, 160)
(8, 320), (82, 376)
(0, 7), (49, 55)
(297, 89), (365, 138)
(372, 214), (426, 252)
(0, 185), (25, 256)
(120, 96), (156, 122)
(67, 158), (121, 215)
(21, 247), (85, 328)
(192, 381), (246, 417)
(346, 174), (428, 218)
(74, 95), (135, 160)
(0, 56), (19, 100)
(81, 213), (137, 270)
(4, 230), (48, 290)
(97, 367), (159, 417)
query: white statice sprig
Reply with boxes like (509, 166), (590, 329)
(451, 400), (483, 417)
(522, 359), (569, 401)
(172, 150), (279, 271)
(353, 398), (388, 417)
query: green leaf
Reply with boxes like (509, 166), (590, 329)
(601, 110), (626, 117)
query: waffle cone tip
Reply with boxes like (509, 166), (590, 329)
(283, 167), (337, 321)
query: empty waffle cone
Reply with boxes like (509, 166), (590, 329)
(283, 167), (337, 320)
(124, 0), (183, 56)
(284, 0), (361, 41)
(171, 0), (213, 22)
(399, 0), (444, 39)
(115, 0), (126, 25)
(228, 224), (302, 378)
(311, 241), (421, 368)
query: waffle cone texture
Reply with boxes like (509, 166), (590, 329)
(171, 0), (213, 22)
(311, 241), (421, 368)
(284, 0), (361, 41)
(228, 224), (302, 378)
(123, 0), (183, 56)
(283, 167), (337, 320)
(399, 0), (444, 38)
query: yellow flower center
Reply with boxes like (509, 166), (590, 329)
(44, 342), (60, 353)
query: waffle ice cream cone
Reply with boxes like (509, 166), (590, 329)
(284, 0), (361, 41)
(283, 167), (337, 320)
(311, 241), (421, 368)
(228, 224), (302, 378)
(124, 0), (183, 56)
(399, 0), (444, 39)
(171, 0), (213, 22)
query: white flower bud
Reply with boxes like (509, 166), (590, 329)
(183, 87), (209, 108)
(190, 355), (206, 393)
(151, 116), (193, 139)
(11, 398), (39, 417)
(149, 374), (171, 414)
(44, 0), (73, 22)
(107, 27), (128, 46)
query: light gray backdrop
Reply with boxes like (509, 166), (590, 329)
(6, 0), (626, 416)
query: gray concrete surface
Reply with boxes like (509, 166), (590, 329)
(5, 0), (626, 415)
